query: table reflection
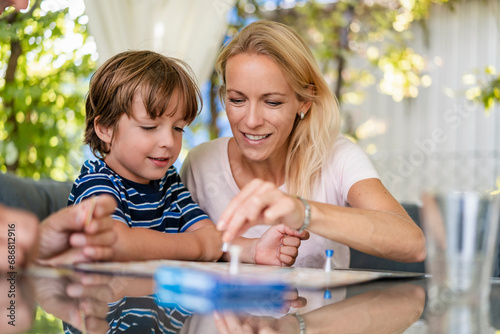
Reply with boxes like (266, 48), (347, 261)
(209, 283), (425, 334)
(0, 275), (35, 333)
(426, 278), (500, 334)
(1, 270), (499, 333)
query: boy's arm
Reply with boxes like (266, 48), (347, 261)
(111, 219), (223, 262)
(219, 225), (309, 266)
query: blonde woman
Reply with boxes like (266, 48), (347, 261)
(181, 20), (425, 268)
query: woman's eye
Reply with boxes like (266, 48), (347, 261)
(140, 126), (156, 131)
(173, 127), (185, 133)
(229, 98), (244, 104)
(266, 101), (283, 107)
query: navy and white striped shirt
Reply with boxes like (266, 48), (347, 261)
(69, 160), (209, 233)
(63, 295), (193, 334)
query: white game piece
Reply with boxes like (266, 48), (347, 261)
(221, 242), (229, 252)
(325, 249), (334, 272)
(229, 245), (242, 275)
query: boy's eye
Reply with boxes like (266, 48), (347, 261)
(173, 127), (185, 133)
(140, 126), (156, 131)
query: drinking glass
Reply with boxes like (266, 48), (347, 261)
(421, 191), (500, 306)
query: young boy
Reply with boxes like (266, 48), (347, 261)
(69, 50), (222, 262)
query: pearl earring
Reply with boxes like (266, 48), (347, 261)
(300, 112), (305, 120)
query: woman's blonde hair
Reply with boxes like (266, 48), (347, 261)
(216, 20), (340, 198)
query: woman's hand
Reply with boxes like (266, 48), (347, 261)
(217, 179), (306, 244)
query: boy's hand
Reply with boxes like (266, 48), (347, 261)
(253, 224), (309, 267)
(187, 222), (224, 262)
(36, 195), (117, 266)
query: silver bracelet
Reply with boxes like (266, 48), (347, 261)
(293, 312), (307, 334)
(296, 196), (311, 233)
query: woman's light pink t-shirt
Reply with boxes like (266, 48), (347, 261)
(180, 135), (379, 268)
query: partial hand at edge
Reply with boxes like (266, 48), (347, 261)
(0, 205), (39, 270)
(36, 194), (117, 266)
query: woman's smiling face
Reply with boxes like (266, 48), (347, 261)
(224, 53), (310, 163)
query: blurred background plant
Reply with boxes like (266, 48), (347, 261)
(464, 65), (500, 112)
(202, 0), (452, 140)
(1, 0), (498, 181)
(0, 0), (96, 181)
(1, 1), (497, 332)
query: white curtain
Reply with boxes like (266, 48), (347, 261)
(83, 0), (235, 85)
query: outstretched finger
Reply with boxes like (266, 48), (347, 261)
(221, 197), (266, 239)
(221, 216), (255, 243)
(217, 179), (266, 231)
(223, 188), (287, 241)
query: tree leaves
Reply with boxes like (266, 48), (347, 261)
(0, 0), (95, 180)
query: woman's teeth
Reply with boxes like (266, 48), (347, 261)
(245, 134), (269, 140)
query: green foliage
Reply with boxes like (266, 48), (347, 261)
(233, 0), (453, 102)
(25, 306), (64, 334)
(464, 66), (500, 112)
(1, 0), (493, 178)
(202, 0), (457, 137)
(0, 0), (96, 180)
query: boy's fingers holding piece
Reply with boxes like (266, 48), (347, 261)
(92, 195), (117, 218)
(83, 246), (114, 261)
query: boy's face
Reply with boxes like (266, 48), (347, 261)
(102, 91), (187, 184)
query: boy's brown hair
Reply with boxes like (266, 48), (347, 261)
(85, 50), (202, 158)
